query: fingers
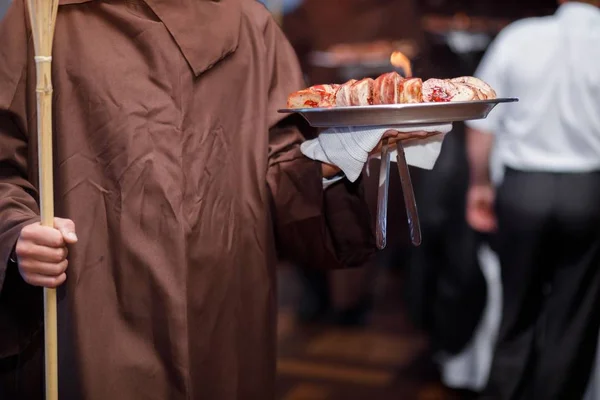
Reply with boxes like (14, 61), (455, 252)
(369, 130), (442, 156)
(398, 130), (431, 139)
(19, 218), (78, 247)
(467, 209), (497, 233)
(395, 130), (437, 140)
(19, 223), (65, 248)
(382, 129), (400, 139)
(370, 131), (437, 155)
(54, 217), (78, 244)
(18, 259), (68, 277)
(381, 130), (440, 147)
(466, 188), (497, 233)
(15, 217), (77, 289)
(15, 242), (68, 263)
(20, 272), (67, 289)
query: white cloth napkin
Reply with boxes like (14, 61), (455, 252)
(301, 124), (453, 182)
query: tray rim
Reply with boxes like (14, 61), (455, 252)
(277, 97), (519, 114)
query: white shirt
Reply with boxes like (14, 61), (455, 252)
(466, 2), (600, 173)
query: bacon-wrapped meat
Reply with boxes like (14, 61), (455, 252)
(373, 72), (405, 105)
(335, 79), (358, 107)
(349, 78), (375, 106)
(400, 78), (423, 103)
(423, 78), (478, 102)
(450, 76), (497, 100)
(286, 84), (339, 108)
(285, 73), (496, 108)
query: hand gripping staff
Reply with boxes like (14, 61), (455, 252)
(25, 0), (60, 398)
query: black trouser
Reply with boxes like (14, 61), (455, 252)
(484, 168), (600, 400)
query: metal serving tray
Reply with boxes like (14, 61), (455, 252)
(278, 98), (518, 128)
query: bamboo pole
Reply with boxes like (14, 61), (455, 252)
(25, 0), (60, 399)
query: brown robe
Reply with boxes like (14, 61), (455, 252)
(0, 1), (375, 398)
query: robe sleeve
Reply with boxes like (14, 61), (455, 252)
(0, 0), (43, 358)
(264, 18), (376, 270)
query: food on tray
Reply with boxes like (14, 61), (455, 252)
(349, 78), (374, 106)
(285, 84), (339, 108)
(335, 79), (357, 106)
(373, 72), (402, 104)
(401, 78), (424, 104)
(286, 72), (496, 109)
(450, 76), (497, 99)
(423, 78), (478, 102)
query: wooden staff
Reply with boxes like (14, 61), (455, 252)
(25, 0), (60, 399)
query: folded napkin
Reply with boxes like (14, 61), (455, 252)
(301, 124), (453, 182)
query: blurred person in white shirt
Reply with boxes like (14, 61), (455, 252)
(465, 0), (600, 399)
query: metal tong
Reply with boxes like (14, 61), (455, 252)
(395, 140), (422, 246)
(375, 138), (422, 249)
(376, 139), (392, 249)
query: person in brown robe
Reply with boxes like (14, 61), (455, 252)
(0, 0), (429, 399)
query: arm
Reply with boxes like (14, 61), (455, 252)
(464, 33), (507, 233)
(466, 127), (495, 187)
(264, 17), (375, 270)
(0, 0), (44, 359)
(0, 0), (41, 292)
(267, 117), (375, 269)
(465, 127), (497, 233)
(0, 0), (76, 360)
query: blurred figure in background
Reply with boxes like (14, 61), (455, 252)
(466, 0), (600, 398)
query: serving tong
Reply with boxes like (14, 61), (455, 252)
(375, 137), (422, 249)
